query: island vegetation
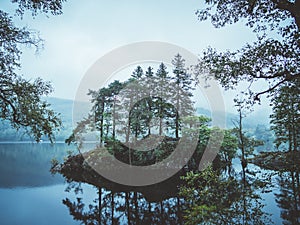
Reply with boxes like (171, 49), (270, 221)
(0, 0), (299, 224)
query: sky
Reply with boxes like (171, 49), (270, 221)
(2, 0), (272, 117)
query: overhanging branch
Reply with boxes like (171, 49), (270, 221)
(271, 0), (300, 30)
(254, 72), (300, 101)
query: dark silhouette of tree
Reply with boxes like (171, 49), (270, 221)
(88, 87), (110, 147)
(276, 171), (300, 225)
(171, 54), (195, 139)
(154, 63), (172, 136)
(62, 180), (184, 225)
(0, 0), (66, 142)
(270, 79), (300, 152)
(180, 165), (271, 225)
(195, 0), (300, 102)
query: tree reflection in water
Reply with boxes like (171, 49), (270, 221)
(56, 156), (300, 224)
(179, 164), (273, 225)
(62, 181), (183, 225)
(276, 171), (300, 225)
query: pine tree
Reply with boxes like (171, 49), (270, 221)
(107, 80), (124, 139)
(144, 66), (155, 135)
(129, 66), (149, 139)
(171, 54), (195, 138)
(154, 63), (172, 135)
(270, 79), (300, 152)
(131, 66), (144, 80)
(145, 66), (154, 78)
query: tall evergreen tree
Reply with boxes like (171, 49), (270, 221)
(155, 63), (172, 135)
(88, 87), (110, 146)
(129, 66), (148, 139)
(171, 54), (195, 138)
(144, 66), (155, 135)
(145, 66), (154, 78)
(107, 80), (124, 139)
(131, 66), (144, 80)
(270, 79), (300, 152)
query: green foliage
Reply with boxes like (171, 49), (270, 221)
(219, 129), (239, 162)
(67, 57), (240, 169)
(270, 79), (300, 151)
(50, 157), (59, 173)
(0, 1), (65, 142)
(182, 116), (239, 171)
(68, 58), (195, 146)
(196, 0), (300, 32)
(195, 0), (300, 102)
(275, 171), (300, 224)
(171, 54), (195, 138)
(180, 166), (240, 224)
(232, 126), (264, 157)
(11, 0), (66, 17)
(180, 165), (272, 225)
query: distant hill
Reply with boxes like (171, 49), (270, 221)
(196, 107), (271, 130)
(0, 97), (271, 142)
(0, 97), (91, 142)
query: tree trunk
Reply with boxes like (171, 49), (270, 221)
(148, 99), (152, 136)
(111, 192), (115, 225)
(100, 99), (105, 147)
(238, 108), (247, 168)
(98, 188), (102, 225)
(175, 90), (180, 139)
(160, 200), (164, 223)
(177, 197), (182, 224)
(134, 192), (139, 224)
(112, 96), (116, 139)
(126, 192), (130, 224)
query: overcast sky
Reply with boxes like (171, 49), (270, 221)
(3, 0), (272, 117)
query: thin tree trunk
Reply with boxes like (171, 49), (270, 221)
(112, 96), (116, 139)
(126, 192), (130, 224)
(238, 108), (247, 169)
(148, 98), (152, 136)
(177, 197), (182, 224)
(291, 98), (296, 151)
(159, 98), (163, 135)
(98, 188), (102, 225)
(242, 165), (248, 225)
(160, 200), (164, 224)
(126, 97), (133, 165)
(111, 192), (115, 225)
(134, 192), (139, 224)
(100, 99), (105, 147)
(296, 172), (300, 211)
(175, 91), (180, 139)
(291, 172), (298, 217)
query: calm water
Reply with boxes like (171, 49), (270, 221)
(0, 143), (297, 224)
(0, 143), (80, 225)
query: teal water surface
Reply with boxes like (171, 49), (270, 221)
(0, 143), (82, 225)
(0, 143), (298, 224)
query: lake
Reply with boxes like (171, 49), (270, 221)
(0, 143), (298, 224)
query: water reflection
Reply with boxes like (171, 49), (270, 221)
(57, 157), (276, 225)
(1, 143), (298, 224)
(62, 181), (183, 225)
(276, 171), (300, 225)
(0, 143), (72, 187)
